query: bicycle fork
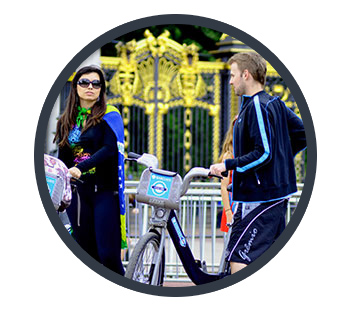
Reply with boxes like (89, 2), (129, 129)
(150, 226), (166, 285)
(148, 207), (170, 285)
(218, 225), (232, 275)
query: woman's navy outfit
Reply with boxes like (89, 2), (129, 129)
(224, 91), (306, 264)
(59, 112), (125, 275)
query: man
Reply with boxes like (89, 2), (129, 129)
(210, 52), (306, 274)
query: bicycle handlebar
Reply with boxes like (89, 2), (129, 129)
(180, 168), (225, 197)
(127, 151), (226, 197)
(180, 167), (210, 197)
(126, 152), (159, 169)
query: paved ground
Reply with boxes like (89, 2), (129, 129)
(163, 281), (195, 287)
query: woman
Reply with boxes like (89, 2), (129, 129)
(54, 66), (126, 275)
(218, 116), (238, 232)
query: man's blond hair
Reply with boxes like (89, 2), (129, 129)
(228, 52), (267, 86)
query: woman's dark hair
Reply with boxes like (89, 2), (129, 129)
(54, 65), (107, 148)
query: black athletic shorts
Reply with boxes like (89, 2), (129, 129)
(225, 199), (288, 265)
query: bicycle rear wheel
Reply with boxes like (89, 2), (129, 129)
(125, 231), (165, 285)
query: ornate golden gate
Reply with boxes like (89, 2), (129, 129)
(101, 30), (227, 176)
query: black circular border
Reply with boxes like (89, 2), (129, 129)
(34, 14), (317, 297)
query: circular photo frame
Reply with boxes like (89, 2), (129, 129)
(34, 14), (317, 297)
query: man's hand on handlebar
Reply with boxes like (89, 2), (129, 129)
(210, 163), (227, 177)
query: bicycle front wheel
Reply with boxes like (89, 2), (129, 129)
(125, 231), (165, 285)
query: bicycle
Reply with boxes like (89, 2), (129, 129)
(124, 152), (232, 285)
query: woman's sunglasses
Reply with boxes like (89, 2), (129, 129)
(77, 78), (102, 89)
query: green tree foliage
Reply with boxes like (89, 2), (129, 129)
(101, 25), (222, 61)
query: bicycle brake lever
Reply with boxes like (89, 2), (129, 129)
(208, 170), (228, 179)
(208, 173), (223, 180)
(67, 173), (84, 184)
(71, 176), (84, 184)
(124, 157), (137, 163)
(125, 152), (142, 163)
(128, 152), (141, 159)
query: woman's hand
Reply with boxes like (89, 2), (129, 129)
(69, 167), (82, 179)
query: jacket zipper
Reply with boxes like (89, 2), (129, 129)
(255, 172), (261, 185)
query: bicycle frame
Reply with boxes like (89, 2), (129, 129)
(166, 209), (225, 284)
(126, 152), (230, 285)
(145, 205), (230, 285)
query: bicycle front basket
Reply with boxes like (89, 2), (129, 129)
(136, 168), (182, 210)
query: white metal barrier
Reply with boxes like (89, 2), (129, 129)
(123, 181), (303, 282)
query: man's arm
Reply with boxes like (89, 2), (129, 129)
(225, 96), (272, 173)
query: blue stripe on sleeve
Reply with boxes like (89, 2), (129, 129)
(236, 95), (270, 173)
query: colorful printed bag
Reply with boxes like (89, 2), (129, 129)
(44, 154), (72, 210)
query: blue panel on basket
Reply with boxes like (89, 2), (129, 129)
(147, 173), (173, 200)
(46, 175), (56, 197)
